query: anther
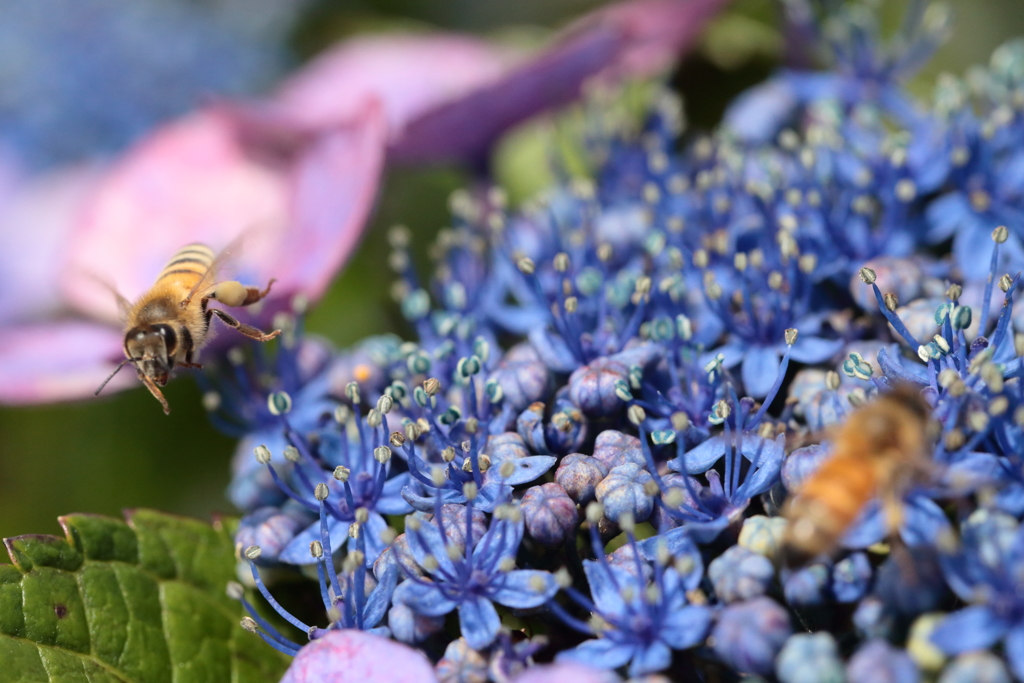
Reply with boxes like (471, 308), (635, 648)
(254, 445), (272, 465)
(314, 483), (329, 501)
(333, 466), (350, 482)
(244, 545), (262, 560)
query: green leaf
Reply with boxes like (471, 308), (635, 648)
(0, 510), (289, 683)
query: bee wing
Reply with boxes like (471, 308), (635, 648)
(180, 231), (250, 306)
(79, 270), (132, 320)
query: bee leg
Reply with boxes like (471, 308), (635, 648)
(208, 308), (281, 342)
(138, 373), (171, 415)
(179, 361), (204, 369)
(208, 279), (276, 308)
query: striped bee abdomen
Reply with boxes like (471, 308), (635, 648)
(157, 243), (214, 283)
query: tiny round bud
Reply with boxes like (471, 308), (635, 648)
(825, 371), (840, 391)
(254, 445), (272, 465)
(785, 328), (798, 345)
(883, 292), (899, 311)
(244, 545), (262, 560)
(333, 466), (350, 482)
(993, 225), (1009, 243)
(314, 483), (329, 501)
(283, 445), (300, 463)
(374, 446), (392, 464)
(310, 540), (323, 558)
(859, 267), (877, 285)
(226, 582), (245, 600)
(267, 391), (292, 416)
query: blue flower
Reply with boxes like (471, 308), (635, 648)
(392, 501), (558, 650)
(554, 522), (711, 677)
(931, 512), (1024, 679)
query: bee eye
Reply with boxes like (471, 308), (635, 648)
(156, 325), (178, 354)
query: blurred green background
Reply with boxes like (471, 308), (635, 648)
(2, 0), (1023, 540)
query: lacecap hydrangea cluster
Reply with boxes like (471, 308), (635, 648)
(210, 2), (1024, 681)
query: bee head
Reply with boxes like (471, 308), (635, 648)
(124, 324), (178, 385)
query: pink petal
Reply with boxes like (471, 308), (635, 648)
(511, 663), (622, 683)
(273, 33), (516, 139)
(0, 165), (103, 324)
(281, 630), (438, 683)
(62, 103), (386, 322)
(391, 0), (728, 164)
(0, 321), (130, 404)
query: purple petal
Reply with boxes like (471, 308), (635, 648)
(491, 455), (557, 486)
(841, 500), (886, 549)
(458, 596), (502, 650)
(0, 321), (129, 404)
(392, 579), (457, 618)
(363, 563), (398, 629)
(474, 518), (525, 570)
(583, 559), (629, 616)
(742, 346), (781, 398)
(488, 569), (558, 609)
(930, 605), (1008, 654)
(281, 629), (437, 683)
(406, 521), (458, 577)
(392, 0), (728, 164)
(679, 436), (726, 474)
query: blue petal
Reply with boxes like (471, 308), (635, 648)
(471, 482), (514, 513)
(363, 563), (398, 628)
(685, 515), (733, 544)
(474, 518), (524, 571)
(361, 513), (391, 565)
(528, 327), (579, 373)
(735, 435), (785, 498)
(491, 455), (557, 486)
(742, 346), (781, 399)
(459, 596), (502, 650)
(788, 336), (844, 364)
(406, 519), (458, 576)
(876, 346), (927, 385)
(925, 192), (969, 242)
(900, 495), (951, 546)
(722, 76), (799, 143)
(279, 517), (351, 565)
(660, 605), (712, 649)
(637, 530), (703, 591)
(942, 453), (1005, 493)
(1004, 624), (1024, 682)
(392, 579), (457, 618)
(583, 559), (629, 617)
(841, 500), (886, 549)
(401, 485), (466, 512)
(628, 641), (672, 677)
(930, 605), (1008, 654)
(557, 638), (637, 670)
(954, 218), (999, 281)
(377, 474), (414, 515)
(488, 569), (559, 608)
(679, 437), (726, 474)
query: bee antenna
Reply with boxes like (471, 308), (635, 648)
(94, 359), (131, 396)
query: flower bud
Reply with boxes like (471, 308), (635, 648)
(595, 464), (655, 523)
(555, 454), (610, 504)
(709, 546), (774, 603)
(521, 483), (578, 546)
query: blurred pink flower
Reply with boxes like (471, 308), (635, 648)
(511, 663), (622, 683)
(0, 103), (386, 404)
(231, 0), (728, 165)
(0, 0), (725, 407)
(280, 630), (438, 683)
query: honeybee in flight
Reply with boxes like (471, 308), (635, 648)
(95, 242), (281, 414)
(781, 384), (933, 566)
